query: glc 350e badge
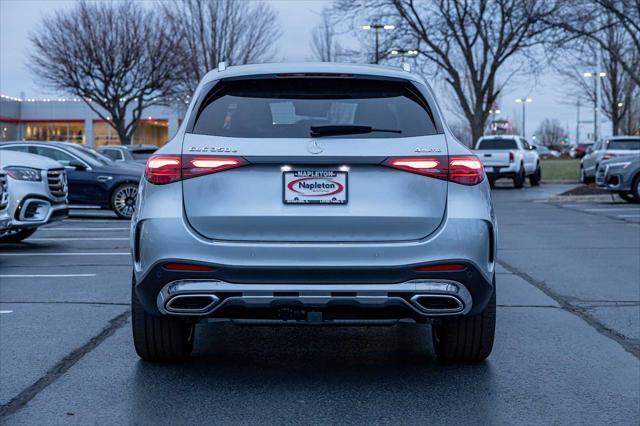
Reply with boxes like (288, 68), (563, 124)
(188, 146), (238, 153)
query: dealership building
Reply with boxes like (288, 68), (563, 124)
(0, 94), (181, 147)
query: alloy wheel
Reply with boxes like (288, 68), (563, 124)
(113, 184), (138, 218)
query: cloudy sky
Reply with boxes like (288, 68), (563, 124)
(0, 0), (609, 140)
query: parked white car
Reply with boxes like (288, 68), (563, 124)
(474, 135), (540, 188)
(0, 150), (68, 242)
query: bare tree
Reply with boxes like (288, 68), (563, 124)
(29, 1), (180, 145)
(535, 118), (565, 147)
(163, 0), (281, 95)
(553, 21), (637, 135)
(311, 8), (343, 62)
(549, 0), (640, 87)
(335, 0), (559, 145)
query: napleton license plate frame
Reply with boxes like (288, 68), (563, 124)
(282, 170), (348, 205)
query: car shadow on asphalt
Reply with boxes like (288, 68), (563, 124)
(129, 323), (496, 422)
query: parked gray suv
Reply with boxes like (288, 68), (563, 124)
(131, 63), (497, 363)
(596, 155), (640, 203)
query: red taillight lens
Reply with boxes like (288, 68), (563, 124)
(386, 155), (484, 186)
(163, 262), (216, 272)
(386, 157), (448, 180)
(145, 155), (246, 185)
(508, 151), (515, 162)
(145, 155), (181, 185)
(415, 263), (467, 272)
(602, 153), (616, 160)
(182, 156), (245, 179)
(448, 156), (484, 185)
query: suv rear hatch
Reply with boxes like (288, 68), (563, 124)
(181, 76), (448, 243)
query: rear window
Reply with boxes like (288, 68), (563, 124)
(131, 150), (155, 160)
(608, 139), (640, 150)
(476, 138), (518, 150)
(191, 78), (438, 138)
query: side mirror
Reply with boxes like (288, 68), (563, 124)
(67, 160), (87, 171)
(530, 145), (537, 150)
(586, 147), (593, 154)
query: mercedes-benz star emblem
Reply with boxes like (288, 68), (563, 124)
(307, 139), (324, 154)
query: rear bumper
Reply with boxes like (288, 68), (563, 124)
(483, 163), (518, 178)
(134, 261), (494, 319)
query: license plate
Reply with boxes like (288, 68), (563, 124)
(283, 170), (347, 204)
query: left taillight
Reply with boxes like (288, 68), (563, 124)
(145, 155), (181, 185)
(386, 155), (484, 186)
(145, 155), (246, 185)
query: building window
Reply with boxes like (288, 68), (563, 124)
(93, 119), (169, 147)
(24, 121), (84, 144)
(0, 122), (18, 141)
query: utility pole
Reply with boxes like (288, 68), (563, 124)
(515, 97), (533, 137)
(595, 52), (601, 142)
(362, 24), (395, 64)
(576, 99), (580, 145)
(583, 53), (606, 142)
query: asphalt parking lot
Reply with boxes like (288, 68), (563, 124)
(0, 184), (639, 425)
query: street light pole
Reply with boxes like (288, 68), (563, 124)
(583, 67), (606, 142)
(362, 24), (395, 64)
(515, 98), (532, 137)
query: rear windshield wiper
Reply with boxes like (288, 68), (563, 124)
(310, 125), (402, 137)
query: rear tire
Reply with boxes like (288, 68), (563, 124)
(131, 274), (195, 361)
(513, 166), (525, 188)
(580, 166), (587, 184)
(432, 284), (496, 362)
(627, 175), (640, 204)
(0, 228), (37, 243)
(617, 192), (637, 203)
(529, 166), (541, 186)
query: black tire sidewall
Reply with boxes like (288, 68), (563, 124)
(0, 227), (38, 243)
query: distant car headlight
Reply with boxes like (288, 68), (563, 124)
(606, 161), (631, 169)
(4, 166), (42, 181)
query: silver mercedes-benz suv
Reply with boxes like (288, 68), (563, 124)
(132, 63), (497, 363)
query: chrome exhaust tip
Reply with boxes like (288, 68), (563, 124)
(410, 294), (464, 314)
(165, 294), (219, 314)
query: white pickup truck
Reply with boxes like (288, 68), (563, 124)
(474, 135), (541, 188)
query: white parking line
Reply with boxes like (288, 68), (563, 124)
(0, 252), (129, 256)
(0, 274), (97, 278)
(618, 214), (640, 218)
(28, 238), (129, 241)
(0, 310), (13, 314)
(583, 208), (640, 212)
(38, 227), (129, 231)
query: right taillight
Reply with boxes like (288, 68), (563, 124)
(508, 151), (515, 162)
(145, 154), (246, 185)
(386, 155), (484, 186)
(448, 156), (484, 185)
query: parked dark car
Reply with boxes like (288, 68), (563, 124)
(0, 141), (143, 219)
(571, 142), (594, 159)
(97, 144), (158, 164)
